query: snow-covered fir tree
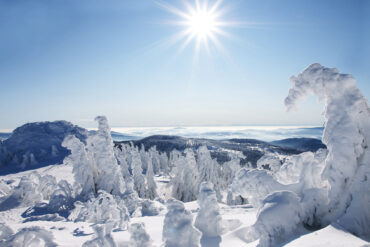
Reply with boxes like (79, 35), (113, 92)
(131, 147), (147, 198)
(145, 156), (158, 200)
(196, 146), (222, 201)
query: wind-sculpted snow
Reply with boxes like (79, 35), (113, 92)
(162, 198), (201, 247)
(286, 63), (370, 238)
(0, 121), (87, 173)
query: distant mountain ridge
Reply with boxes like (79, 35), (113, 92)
(116, 135), (326, 167)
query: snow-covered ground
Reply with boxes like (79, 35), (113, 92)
(0, 163), (368, 247)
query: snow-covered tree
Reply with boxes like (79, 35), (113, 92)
(159, 152), (169, 175)
(87, 116), (125, 196)
(196, 146), (222, 201)
(221, 153), (243, 189)
(129, 222), (152, 247)
(131, 148), (147, 198)
(162, 198), (201, 247)
(114, 147), (131, 180)
(195, 182), (223, 237)
(285, 63), (370, 238)
(170, 149), (198, 202)
(62, 135), (96, 198)
(145, 157), (158, 200)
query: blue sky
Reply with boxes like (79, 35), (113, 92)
(0, 0), (369, 130)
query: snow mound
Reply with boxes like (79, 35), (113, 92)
(3, 226), (57, 247)
(0, 121), (87, 172)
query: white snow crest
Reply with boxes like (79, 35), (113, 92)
(285, 63), (370, 238)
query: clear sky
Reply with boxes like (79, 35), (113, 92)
(0, 0), (369, 130)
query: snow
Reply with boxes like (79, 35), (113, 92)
(1, 63), (370, 247)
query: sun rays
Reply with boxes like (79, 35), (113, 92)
(155, 0), (233, 56)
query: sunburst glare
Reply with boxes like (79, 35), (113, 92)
(156, 0), (233, 55)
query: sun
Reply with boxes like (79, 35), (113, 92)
(156, 0), (231, 54)
(186, 8), (217, 39)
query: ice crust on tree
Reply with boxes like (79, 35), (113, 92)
(162, 198), (201, 247)
(195, 182), (223, 237)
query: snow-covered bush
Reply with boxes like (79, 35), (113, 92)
(141, 199), (165, 216)
(285, 63), (370, 238)
(48, 180), (74, 214)
(68, 191), (129, 230)
(4, 226), (57, 247)
(162, 198), (201, 247)
(0, 172), (43, 211)
(195, 182), (223, 237)
(129, 222), (152, 247)
(83, 222), (116, 247)
(38, 175), (57, 200)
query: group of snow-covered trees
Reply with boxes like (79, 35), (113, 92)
(1, 63), (369, 247)
(231, 64), (370, 246)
